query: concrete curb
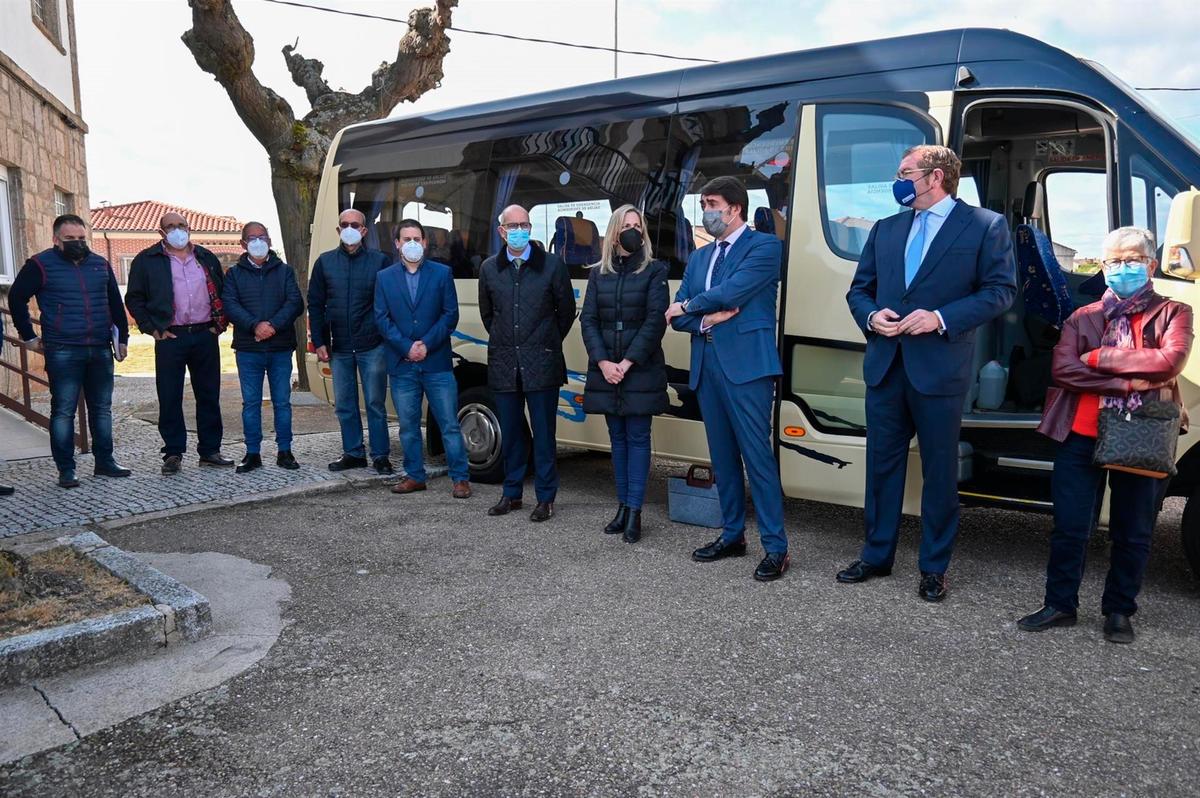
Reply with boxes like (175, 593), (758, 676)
(0, 532), (213, 686)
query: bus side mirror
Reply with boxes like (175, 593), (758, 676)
(1163, 187), (1200, 279)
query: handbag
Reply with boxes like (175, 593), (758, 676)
(1091, 323), (1181, 478)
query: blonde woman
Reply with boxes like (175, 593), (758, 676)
(580, 205), (670, 543)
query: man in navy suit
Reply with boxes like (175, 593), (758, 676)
(665, 176), (789, 582)
(842, 145), (1016, 601)
(375, 219), (472, 499)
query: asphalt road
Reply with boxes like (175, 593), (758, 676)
(4, 451), (1199, 797)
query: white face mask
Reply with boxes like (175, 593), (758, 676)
(165, 228), (190, 249)
(400, 240), (424, 263)
(246, 239), (269, 259)
(340, 226), (363, 247)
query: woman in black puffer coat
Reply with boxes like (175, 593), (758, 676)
(580, 204), (670, 543)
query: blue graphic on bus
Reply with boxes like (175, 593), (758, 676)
(451, 330), (586, 422)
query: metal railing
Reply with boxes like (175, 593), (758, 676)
(0, 306), (90, 453)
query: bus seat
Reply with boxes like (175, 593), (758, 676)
(552, 216), (601, 265)
(425, 226), (452, 263)
(1015, 224), (1073, 329)
(753, 207), (787, 240)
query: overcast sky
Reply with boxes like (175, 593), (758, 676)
(75, 0), (1200, 247)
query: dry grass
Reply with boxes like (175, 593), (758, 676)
(0, 546), (152, 639)
(116, 330), (239, 376)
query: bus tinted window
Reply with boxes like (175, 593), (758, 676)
(817, 106), (934, 260)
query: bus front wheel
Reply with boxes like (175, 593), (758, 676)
(458, 386), (504, 484)
(1181, 491), (1200, 580)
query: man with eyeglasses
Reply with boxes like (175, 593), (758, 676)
(842, 145), (1016, 602)
(126, 211), (234, 475)
(478, 204), (576, 521)
(308, 208), (394, 475)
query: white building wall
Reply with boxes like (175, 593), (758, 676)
(0, 0), (75, 112)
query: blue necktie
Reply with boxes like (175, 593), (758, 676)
(904, 211), (928, 288)
(710, 241), (730, 287)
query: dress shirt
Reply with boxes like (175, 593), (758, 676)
(508, 244), (532, 266)
(704, 222), (748, 291)
(404, 263), (421, 301)
(868, 195), (958, 335)
(167, 247), (212, 326)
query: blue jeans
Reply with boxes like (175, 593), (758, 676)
(495, 384), (559, 503)
(331, 346), (389, 460)
(236, 350), (294, 454)
(390, 368), (469, 483)
(44, 344), (115, 472)
(605, 414), (652, 510)
(1044, 432), (1163, 617)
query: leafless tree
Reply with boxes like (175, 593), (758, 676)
(182, 0), (456, 388)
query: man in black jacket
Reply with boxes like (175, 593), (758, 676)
(478, 204), (576, 521)
(307, 209), (394, 475)
(221, 222), (304, 473)
(125, 211), (234, 475)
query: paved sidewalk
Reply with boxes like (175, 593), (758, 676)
(0, 376), (438, 537)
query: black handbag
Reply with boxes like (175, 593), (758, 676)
(1093, 398), (1181, 478)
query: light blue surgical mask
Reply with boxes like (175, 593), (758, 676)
(505, 228), (530, 251)
(246, 238), (269, 259)
(1103, 261), (1150, 298)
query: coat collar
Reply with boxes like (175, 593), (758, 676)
(498, 244), (545, 272)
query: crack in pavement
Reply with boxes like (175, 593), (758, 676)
(31, 684), (82, 740)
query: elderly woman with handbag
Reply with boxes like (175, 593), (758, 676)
(1018, 227), (1194, 644)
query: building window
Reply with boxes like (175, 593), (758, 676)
(54, 187), (72, 218)
(0, 165), (17, 283)
(31, 0), (62, 47)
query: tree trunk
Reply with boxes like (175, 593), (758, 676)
(270, 166), (319, 390)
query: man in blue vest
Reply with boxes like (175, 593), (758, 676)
(8, 214), (131, 488)
(374, 219), (471, 498)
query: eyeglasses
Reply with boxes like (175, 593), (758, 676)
(502, 222), (532, 232)
(338, 221), (365, 230)
(1102, 258), (1149, 269)
(895, 168), (933, 181)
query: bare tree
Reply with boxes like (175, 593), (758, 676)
(183, 0), (456, 388)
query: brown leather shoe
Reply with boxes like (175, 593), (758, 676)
(452, 481), (472, 499)
(390, 477), (427, 495)
(488, 496), (522, 516)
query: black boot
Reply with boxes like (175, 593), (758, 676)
(622, 509), (642, 544)
(604, 505), (629, 534)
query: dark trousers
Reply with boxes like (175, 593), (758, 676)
(1045, 432), (1161, 616)
(44, 344), (114, 472)
(154, 329), (223, 457)
(862, 350), (966, 575)
(605, 414), (652, 510)
(495, 381), (559, 503)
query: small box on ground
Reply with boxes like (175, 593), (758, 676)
(667, 466), (723, 528)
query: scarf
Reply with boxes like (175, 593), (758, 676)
(202, 261), (227, 333)
(1099, 282), (1156, 413)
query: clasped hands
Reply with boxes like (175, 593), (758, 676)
(253, 321), (276, 342)
(408, 341), (428, 362)
(599, 358), (634, 384)
(871, 308), (940, 337)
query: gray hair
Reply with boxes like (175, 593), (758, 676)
(1102, 226), (1156, 260)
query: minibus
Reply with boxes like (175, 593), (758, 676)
(305, 28), (1200, 577)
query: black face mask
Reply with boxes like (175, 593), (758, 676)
(62, 240), (90, 262)
(618, 228), (643, 253)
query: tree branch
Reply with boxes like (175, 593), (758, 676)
(182, 0), (294, 150)
(283, 42), (333, 106)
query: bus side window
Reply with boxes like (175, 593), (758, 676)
(816, 105), (935, 261)
(1130, 152), (1186, 269)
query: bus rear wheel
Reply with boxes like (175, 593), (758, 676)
(458, 386), (504, 484)
(1183, 491), (1200, 581)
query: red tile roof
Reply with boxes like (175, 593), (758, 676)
(90, 201), (243, 234)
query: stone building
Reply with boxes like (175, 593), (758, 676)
(90, 201), (245, 283)
(0, 0), (87, 291)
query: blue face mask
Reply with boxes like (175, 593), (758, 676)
(1104, 262), (1150, 298)
(505, 228), (530, 251)
(892, 179), (918, 206)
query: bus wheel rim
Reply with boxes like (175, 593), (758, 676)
(458, 402), (501, 471)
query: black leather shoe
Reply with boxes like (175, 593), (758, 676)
(918, 572), (947, 602)
(58, 470), (80, 488)
(1104, 612), (1136, 644)
(488, 496), (522, 516)
(835, 559), (892, 583)
(0, 484), (13, 496)
(328, 454), (368, 472)
(1017, 606), (1077, 632)
(373, 457), (395, 476)
(604, 505), (629, 534)
(754, 552), (790, 582)
(622, 510), (642, 544)
(198, 453), (234, 467)
(277, 451), (300, 470)
(94, 462), (132, 478)
(692, 536), (747, 562)
(161, 454), (182, 475)
(530, 502), (555, 522)
(236, 454), (263, 474)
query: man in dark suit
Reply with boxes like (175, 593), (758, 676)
(841, 145), (1016, 601)
(665, 176), (789, 582)
(375, 219), (472, 499)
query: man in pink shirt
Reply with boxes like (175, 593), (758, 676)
(126, 212), (235, 474)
